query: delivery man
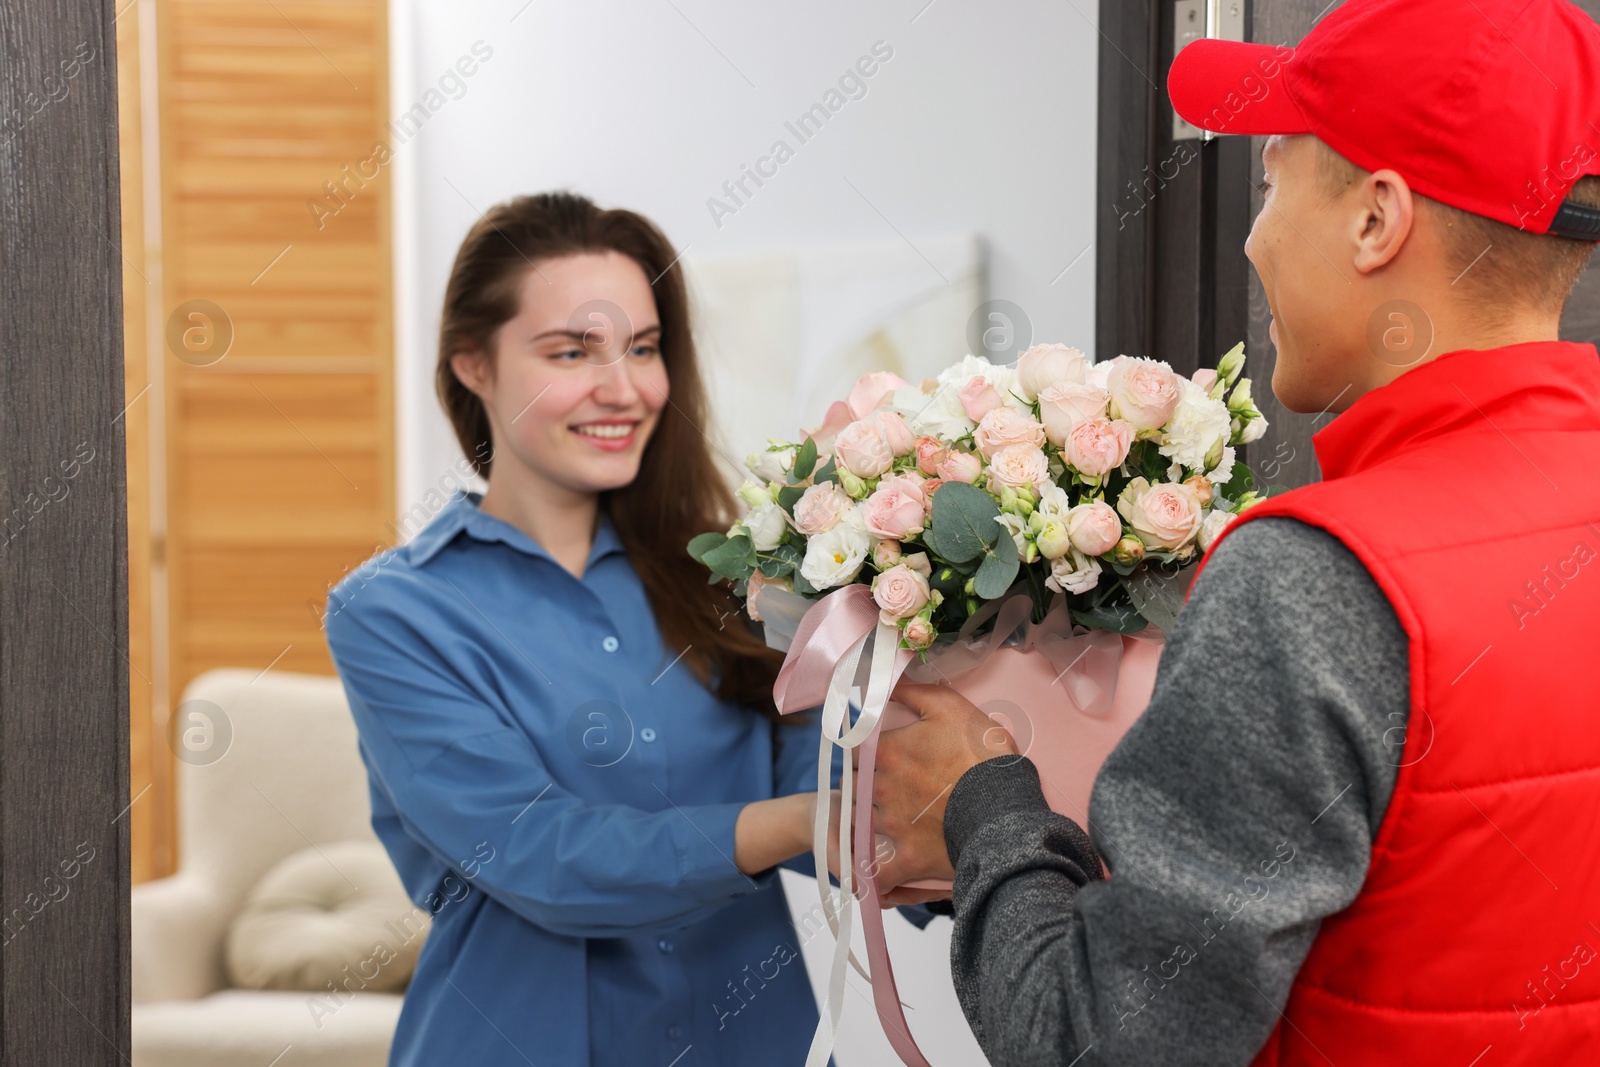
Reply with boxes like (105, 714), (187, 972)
(866, 0), (1600, 1063)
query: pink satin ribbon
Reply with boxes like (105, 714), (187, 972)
(773, 586), (928, 1067)
(773, 585), (1141, 1067)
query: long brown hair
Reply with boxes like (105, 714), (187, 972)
(435, 192), (782, 713)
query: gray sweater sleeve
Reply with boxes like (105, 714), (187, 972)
(941, 516), (1411, 1067)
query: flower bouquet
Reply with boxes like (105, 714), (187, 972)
(690, 343), (1266, 1067)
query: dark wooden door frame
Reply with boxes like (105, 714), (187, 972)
(0, 0), (131, 1061)
(1097, 0), (1322, 491)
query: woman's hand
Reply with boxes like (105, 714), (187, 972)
(734, 791), (835, 876)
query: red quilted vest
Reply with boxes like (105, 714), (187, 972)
(1187, 340), (1600, 1064)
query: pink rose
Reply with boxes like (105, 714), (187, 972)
(1106, 356), (1181, 430)
(986, 444), (1050, 493)
(1038, 382), (1111, 447)
(807, 400), (854, 458)
(1116, 478), (1202, 551)
(919, 478), (943, 516)
(936, 451), (982, 484)
(846, 371), (909, 419)
(874, 411), (916, 456)
(834, 418), (895, 478)
(1192, 368), (1219, 394)
(792, 482), (853, 535)
(902, 615), (936, 651)
(973, 407), (1047, 460)
(872, 564), (931, 622)
(1065, 501), (1122, 556)
(913, 435), (948, 476)
(1015, 344), (1087, 401)
(872, 538), (903, 569)
(958, 377), (1004, 422)
(1064, 418), (1134, 478)
(902, 550), (932, 578)
(864, 481), (926, 540)
(878, 470), (928, 505)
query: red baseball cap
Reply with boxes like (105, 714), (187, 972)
(1167, 0), (1600, 240)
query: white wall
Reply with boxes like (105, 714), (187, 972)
(389, 2), (1100, 1063)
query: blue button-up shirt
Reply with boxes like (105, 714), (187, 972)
(324, 490), (830, 1066)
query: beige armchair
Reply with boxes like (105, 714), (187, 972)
(132, 669), (406, 1067)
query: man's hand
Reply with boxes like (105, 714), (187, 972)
(868, 682), (1019, 896)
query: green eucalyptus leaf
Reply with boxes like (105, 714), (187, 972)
(926, 482), (1001, 564)
(791, 566), (819, 596)
(701, 534), (755, 579)
(1229, 460), (1254, 494)
(776, 485), (806, 515)
(813, 457), (838, 484)
(973, 533), (1020, 599)
(687, 532), (728, 563)
(791, 437), (818, 482)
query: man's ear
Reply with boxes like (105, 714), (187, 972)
(1351, 168), (1415, 275)
(450, 348), (490, 398)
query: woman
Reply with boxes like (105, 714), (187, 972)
(325, 192), (831, 1066)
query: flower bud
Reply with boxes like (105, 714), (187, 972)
(872, 539), (903, 569)
(1035, 520), (1073, 560)
(838, 470), (869, 500)
(1111, 535), (1146, 566)
(1182, 474), (1215, 508)
(1216, 342), (1246, 388)
(736, 480), (771, 509)
(1226, 377), (1254, 413)
(902, 614), (936, 652)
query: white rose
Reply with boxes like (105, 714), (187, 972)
(1045, 550), (1103, 595)
(800, 521), (871, 590)
(1157, 377), (1233, 470)
(745, 502), (787, 552)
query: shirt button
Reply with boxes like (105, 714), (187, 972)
(666, 1024), (683, 1041)
(640, 727), (658, 743)
(657, 937), (673, 954)
(601, 636), (619, 653)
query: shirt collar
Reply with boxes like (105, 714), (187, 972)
(1310, 341), (1600, 481)
(406, 490), (627, 571)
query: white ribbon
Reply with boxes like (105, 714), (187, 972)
(804, 618), (902, 1067)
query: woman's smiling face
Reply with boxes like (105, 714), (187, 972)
(453, 250), (670, 498)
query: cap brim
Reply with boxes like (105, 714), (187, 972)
(1167, 39), (1309, 136)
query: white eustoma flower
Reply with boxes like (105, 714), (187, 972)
(1238, 416), (1268, 444)
(745, 502), (787, 552)
(1158, 377), (1233, 471)
(746, 446), (795, 483)
(1045, 549), (1103, 595)
(994, 512), (1032, 558)
(1035, 483), (1073, 524)
(1207, 445), (1237, 487)
(800, 517), (871, 589)
(1197, 508), (1236, 552)
(893, 382), (975, 441)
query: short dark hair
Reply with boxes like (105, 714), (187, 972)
(1312, 138), (1599, 313)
